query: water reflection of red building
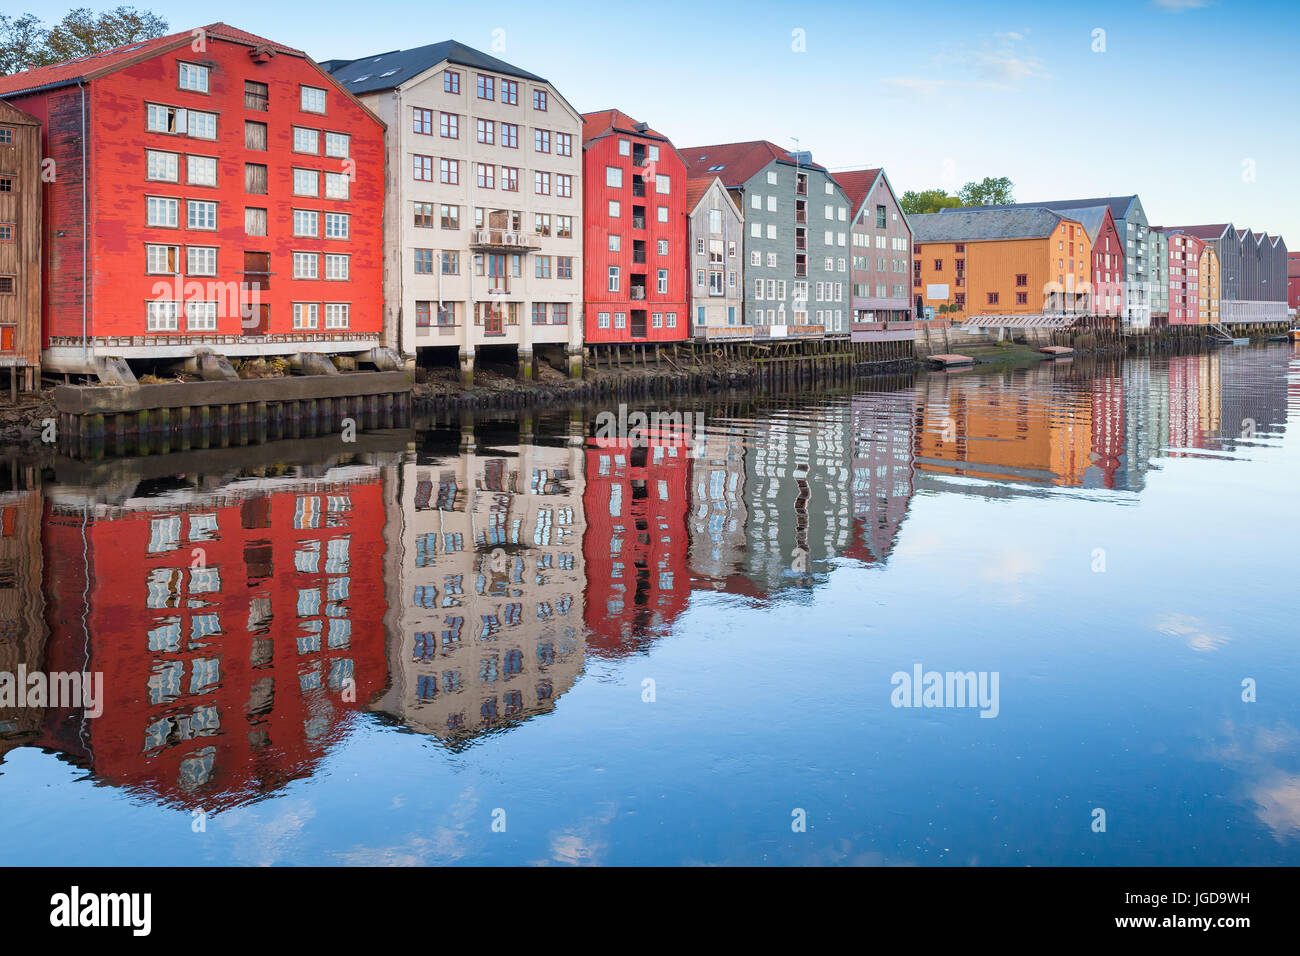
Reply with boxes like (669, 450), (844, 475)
(1088, 373), (1126, 489)
(582, 436), (692, 658)
(38, 468), (391, 812)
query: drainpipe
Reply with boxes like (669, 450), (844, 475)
(79, 80), (88, 363)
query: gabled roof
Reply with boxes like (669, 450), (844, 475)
(323, 39), (545, 96)
(685, 177), (714, 213)
(0, 98), (39, 125)
(581, 109), (671, 144)
(912, 207), (1071, 243)
(941, 199), (1119, 244)
(1161, 223), (1232, 241)
(0, 22), (303, 97)
(678, 140), (826, 189)
(834, 168), (882, 215)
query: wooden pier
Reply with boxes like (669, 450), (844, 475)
(54, 370), (412, 460)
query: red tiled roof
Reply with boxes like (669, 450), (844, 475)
(678, 140), (825, 188)
(685, 176), (714, 212)
(0, 22), (304, 97)
(581, 109), (669, 144)
(834, 167), (882, 214)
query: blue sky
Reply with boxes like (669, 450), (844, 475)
(20, 0), (1300, 239)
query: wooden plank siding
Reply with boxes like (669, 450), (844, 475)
(0, 99), (42, 378)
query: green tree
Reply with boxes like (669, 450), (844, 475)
(0, 7), (167, 76)
(0, 14), (46, 75)
(959, 176), (1015, 207)
(900, 188), (962, 215)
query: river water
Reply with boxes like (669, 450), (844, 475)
(0, 345), (1296, 866)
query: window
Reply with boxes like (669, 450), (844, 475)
(1015, 273), (1028, 287)
(147, 196), (179, 227)
(147, 103), (185, 134)
(606, 165), (623, 189)
(608, 234), (621, 252)
(440, 205), (460, 229)
(659, 239), (669, 255)
(187, 155), (217, 187)
(294, 252), (319, 279)
(441, 251), (459, 274)
(533, 88), (548, 110)
(178, 62), (209, 93)
(476, 74), (495, 99)
(535, 129), (550, 153)
(501, 79), (518, 104)
(557, 174), (573, 198)
(535, 256), (551, 279)
(245, 207), (268, 236)
(188, 111), (216, 139)
(187, 246), (217, 276)
(325, 303), (349, 329)
(146, 300), (178, 331)
(657, 269), (668, 294)
(293, 168), (319, 197)
(301, 86), (327, 113)
(477, 118), (495, 144)
(325, 132), (350, 158)
(293, 303), (319, 329)
(325, 254), (349, 280)
(1016, 292), (1028, 305)
(440, 112), (459, 138)
(534, 213), (551, 236)
(614, 312), (625, 329)
(476, 164), (495, 189)
(412, 154), (433, 181)
(501, 166), (519, 191)
(557, 215), (573, 238)
(146, 150), (179, 182)
(657, 206), (668, 223)
(556, 132), (573, 156)
(325, 213), (349, 239)
(608, 266), (620, 292)
(655, 173), (671, 195)
(987, 292), (999, 305)
(535, 171), (551, 195)
(325, 172), (349, 200)
(187, 200), (217, 230)
(187, 301), (217, 331)
(597, 312), (610, 329)
(440, 159), (459, 184)
(413, 248), (434, 274)
(444, 70), (460, 94)
(293, 126), (319, 153)
(294, 209), (319, 236)
(608, 200), (620, 218)
(244, 81), (269, 111)
(556, 257), (573, 279)
(245, 120), (267, 151)
(146, 244), (179, 274)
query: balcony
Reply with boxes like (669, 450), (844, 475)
(469, 229), (542, 252)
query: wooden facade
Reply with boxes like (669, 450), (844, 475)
(0, 99), (41, 391)
(0, 22), (386, 375)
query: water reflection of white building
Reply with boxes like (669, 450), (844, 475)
(375, 439), (587, 743)
(687, 416), (749, 587)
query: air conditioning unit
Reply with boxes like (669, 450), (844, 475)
(475, 230), (492, 243)
(504, 232), (521, 244)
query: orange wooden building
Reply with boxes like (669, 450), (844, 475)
(911, 208), (1091, 320)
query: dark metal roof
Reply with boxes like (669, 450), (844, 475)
(912, 207), (1067, 242)
(323, 40), (547, 94)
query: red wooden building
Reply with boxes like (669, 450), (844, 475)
(581, 110), (688, 348)
(0, 22), (386, 377)
(1087, 205), (1125, 319)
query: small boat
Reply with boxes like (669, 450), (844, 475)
(1039, 345), (1073, 358)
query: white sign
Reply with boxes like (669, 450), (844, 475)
(927, 284), (949, 300)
